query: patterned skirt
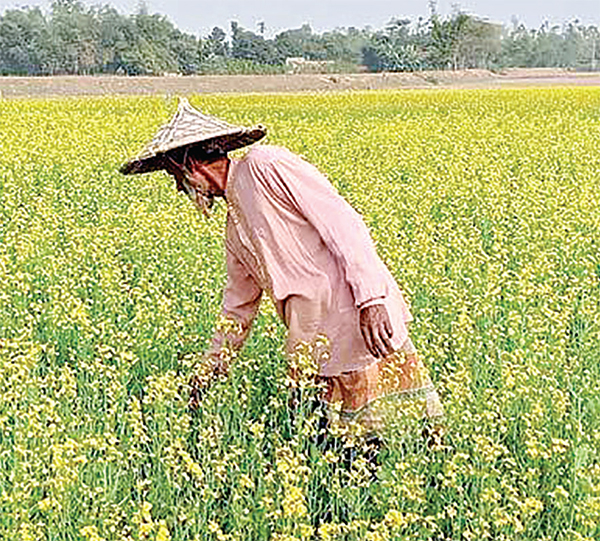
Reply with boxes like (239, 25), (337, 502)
(319, 338), (444, 434)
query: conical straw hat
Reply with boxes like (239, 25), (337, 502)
(121, 98), (266, 175)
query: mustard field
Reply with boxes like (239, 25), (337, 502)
(0, 88), (599, 540)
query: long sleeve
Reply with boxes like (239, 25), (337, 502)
(248, 149), (389, 308)
(209, 242), (263, 353)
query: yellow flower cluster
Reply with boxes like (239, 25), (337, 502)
(0, 88), (599, 539)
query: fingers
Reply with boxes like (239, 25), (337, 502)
(187, 356), (230, 411)
(370, 325), (384, 358)
(383, 316), (393, 339)
(362, 322), (386, 358)
(380, 317), (394, 356)
(379, 325), (394, 357)
(188, 375), (204, 411)
(360, 322), (375, 357)
(212, 358), (229, 378)
(360, 304), (395, 359)
(371, 324), (393, 358)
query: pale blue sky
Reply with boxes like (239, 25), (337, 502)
(1, 0), (599, 37)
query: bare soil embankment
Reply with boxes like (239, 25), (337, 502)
(1, 68), (600, 98)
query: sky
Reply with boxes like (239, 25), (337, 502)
(1, 0), (599, 37)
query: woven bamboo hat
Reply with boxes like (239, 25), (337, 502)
(121, 98), (266, 175)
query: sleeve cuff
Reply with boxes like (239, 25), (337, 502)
(357, 296), (386, 310)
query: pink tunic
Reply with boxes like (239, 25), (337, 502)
(212, 145), (412, 377)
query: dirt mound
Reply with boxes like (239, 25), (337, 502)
(1, 68), (599, 99)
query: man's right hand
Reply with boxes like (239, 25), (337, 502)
(359, 303), (394, 359)
(188, 354), (230, 411)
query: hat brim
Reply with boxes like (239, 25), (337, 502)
(120, 127), (266, 175)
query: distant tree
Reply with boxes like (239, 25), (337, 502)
(501, 22), (537, 67)
(274, 23), (314, 59)
(428, 10), (471, 69)
(454, 16), (502, 68)
(559, 20), (599, 69)
(132, 9), (179, 73)
(500, 19), (600, 70)
(583, 25), (600, 70)
(533, 23), (563, 67)
(230, 21), (280, 64)
(201, 26), (229, 60)
(49, 0), (99, 74)
(363, 18), (426, 71)
(428, 10), (501, 69)
(95, 5), (135, 73)
(318, 27), (367, 64)
(2, 1), (600, 75)
(0, 7), (50, 74)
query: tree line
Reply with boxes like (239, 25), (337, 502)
(1, 0), (599, 76)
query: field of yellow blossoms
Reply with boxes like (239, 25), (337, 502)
(0, 88), (599, 540)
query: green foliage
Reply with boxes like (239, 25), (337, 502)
(197, 57), (286, 75)
(500, 21), (600, 69)
(0, 0), (201, 75)
(200, 26), (229, 61)
(363, 18), (429, 72)
(1, 2), (599, 75)
(0, 7), (51, 75)
(1, 88), (600, 539)
(230, 21), (282, 65)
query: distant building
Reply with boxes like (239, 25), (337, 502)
(285, 57), (335, 74)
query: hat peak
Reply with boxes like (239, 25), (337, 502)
(121, 97), (267, 175)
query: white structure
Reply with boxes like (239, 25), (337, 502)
(285, 57), (334, 74)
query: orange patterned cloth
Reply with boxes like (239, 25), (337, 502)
(320, 344), (444, 433)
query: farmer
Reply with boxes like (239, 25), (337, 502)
(121, 98), (443, 439)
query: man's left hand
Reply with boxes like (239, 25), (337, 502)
(359, 304), (394, 359)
